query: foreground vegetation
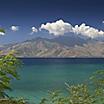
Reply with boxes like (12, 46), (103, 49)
(0, 98), (26, 104)
(0, 51), (26, 104)
(39, 70), (104, 104)
(0, 51), (104, 104)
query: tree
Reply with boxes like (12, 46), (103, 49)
(39, 90), (67, 104)
(0, 51), (21, 98)
(66, 83), (95, 104)
(39, 84), (95, 104)
(39, 70), (104, 104)
(90, 70), (104, 104)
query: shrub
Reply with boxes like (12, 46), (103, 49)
(39, 70), (104, 104)
(0, 51), (21, 98)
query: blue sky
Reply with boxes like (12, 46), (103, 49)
(0, 0), (104, 44)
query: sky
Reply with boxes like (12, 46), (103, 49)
(0, 0), (104, 44)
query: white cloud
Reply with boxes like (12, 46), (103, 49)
(0, 32), (5, 36)
(32, 27), (38, 32)
(30, 26), (38, 35)
(39, 19), (104, 39)
(40, 20), (73, 36)
(73, 23), (104, 38)
(102, 21), (104, 24)
(10, 26), (19, 31)
(0, 28), (5, 36)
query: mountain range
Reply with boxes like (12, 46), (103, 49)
(1, 35), (104, 57)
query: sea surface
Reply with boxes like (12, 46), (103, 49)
(8, 58), (104, 103)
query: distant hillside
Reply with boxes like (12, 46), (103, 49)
(51, 34), (88, 47)
(1, 36), (104, 57)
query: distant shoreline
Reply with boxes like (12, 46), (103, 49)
(17, 57), (104, 59)
(17, 57), (104, 65)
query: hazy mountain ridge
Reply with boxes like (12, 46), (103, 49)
(1, 36), (104, 57)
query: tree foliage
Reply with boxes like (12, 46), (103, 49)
(0, 51), (21, 98)
(0, 98), (26, 104)
(90, 70), (104, 104)
(39, 70), (104, 104)
(66, 84), (95, 104)
(39, 90), (67, 104)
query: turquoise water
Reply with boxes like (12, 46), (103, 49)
(8, 58), (104, 103)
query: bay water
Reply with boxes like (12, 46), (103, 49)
(8, 58), (104, 103)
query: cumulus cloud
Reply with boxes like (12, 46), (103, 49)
(73, 23), (104, 39)
(39, 19), (104, 39)
(30, 26), (38, 35)
(10, 26), (19, 31)
(0, 32), (5, 36)
(40, 20), (73, 36)
(32, 27), (38, 32)
(0, 28), (5, 36)
(102, 21), (104, 24)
